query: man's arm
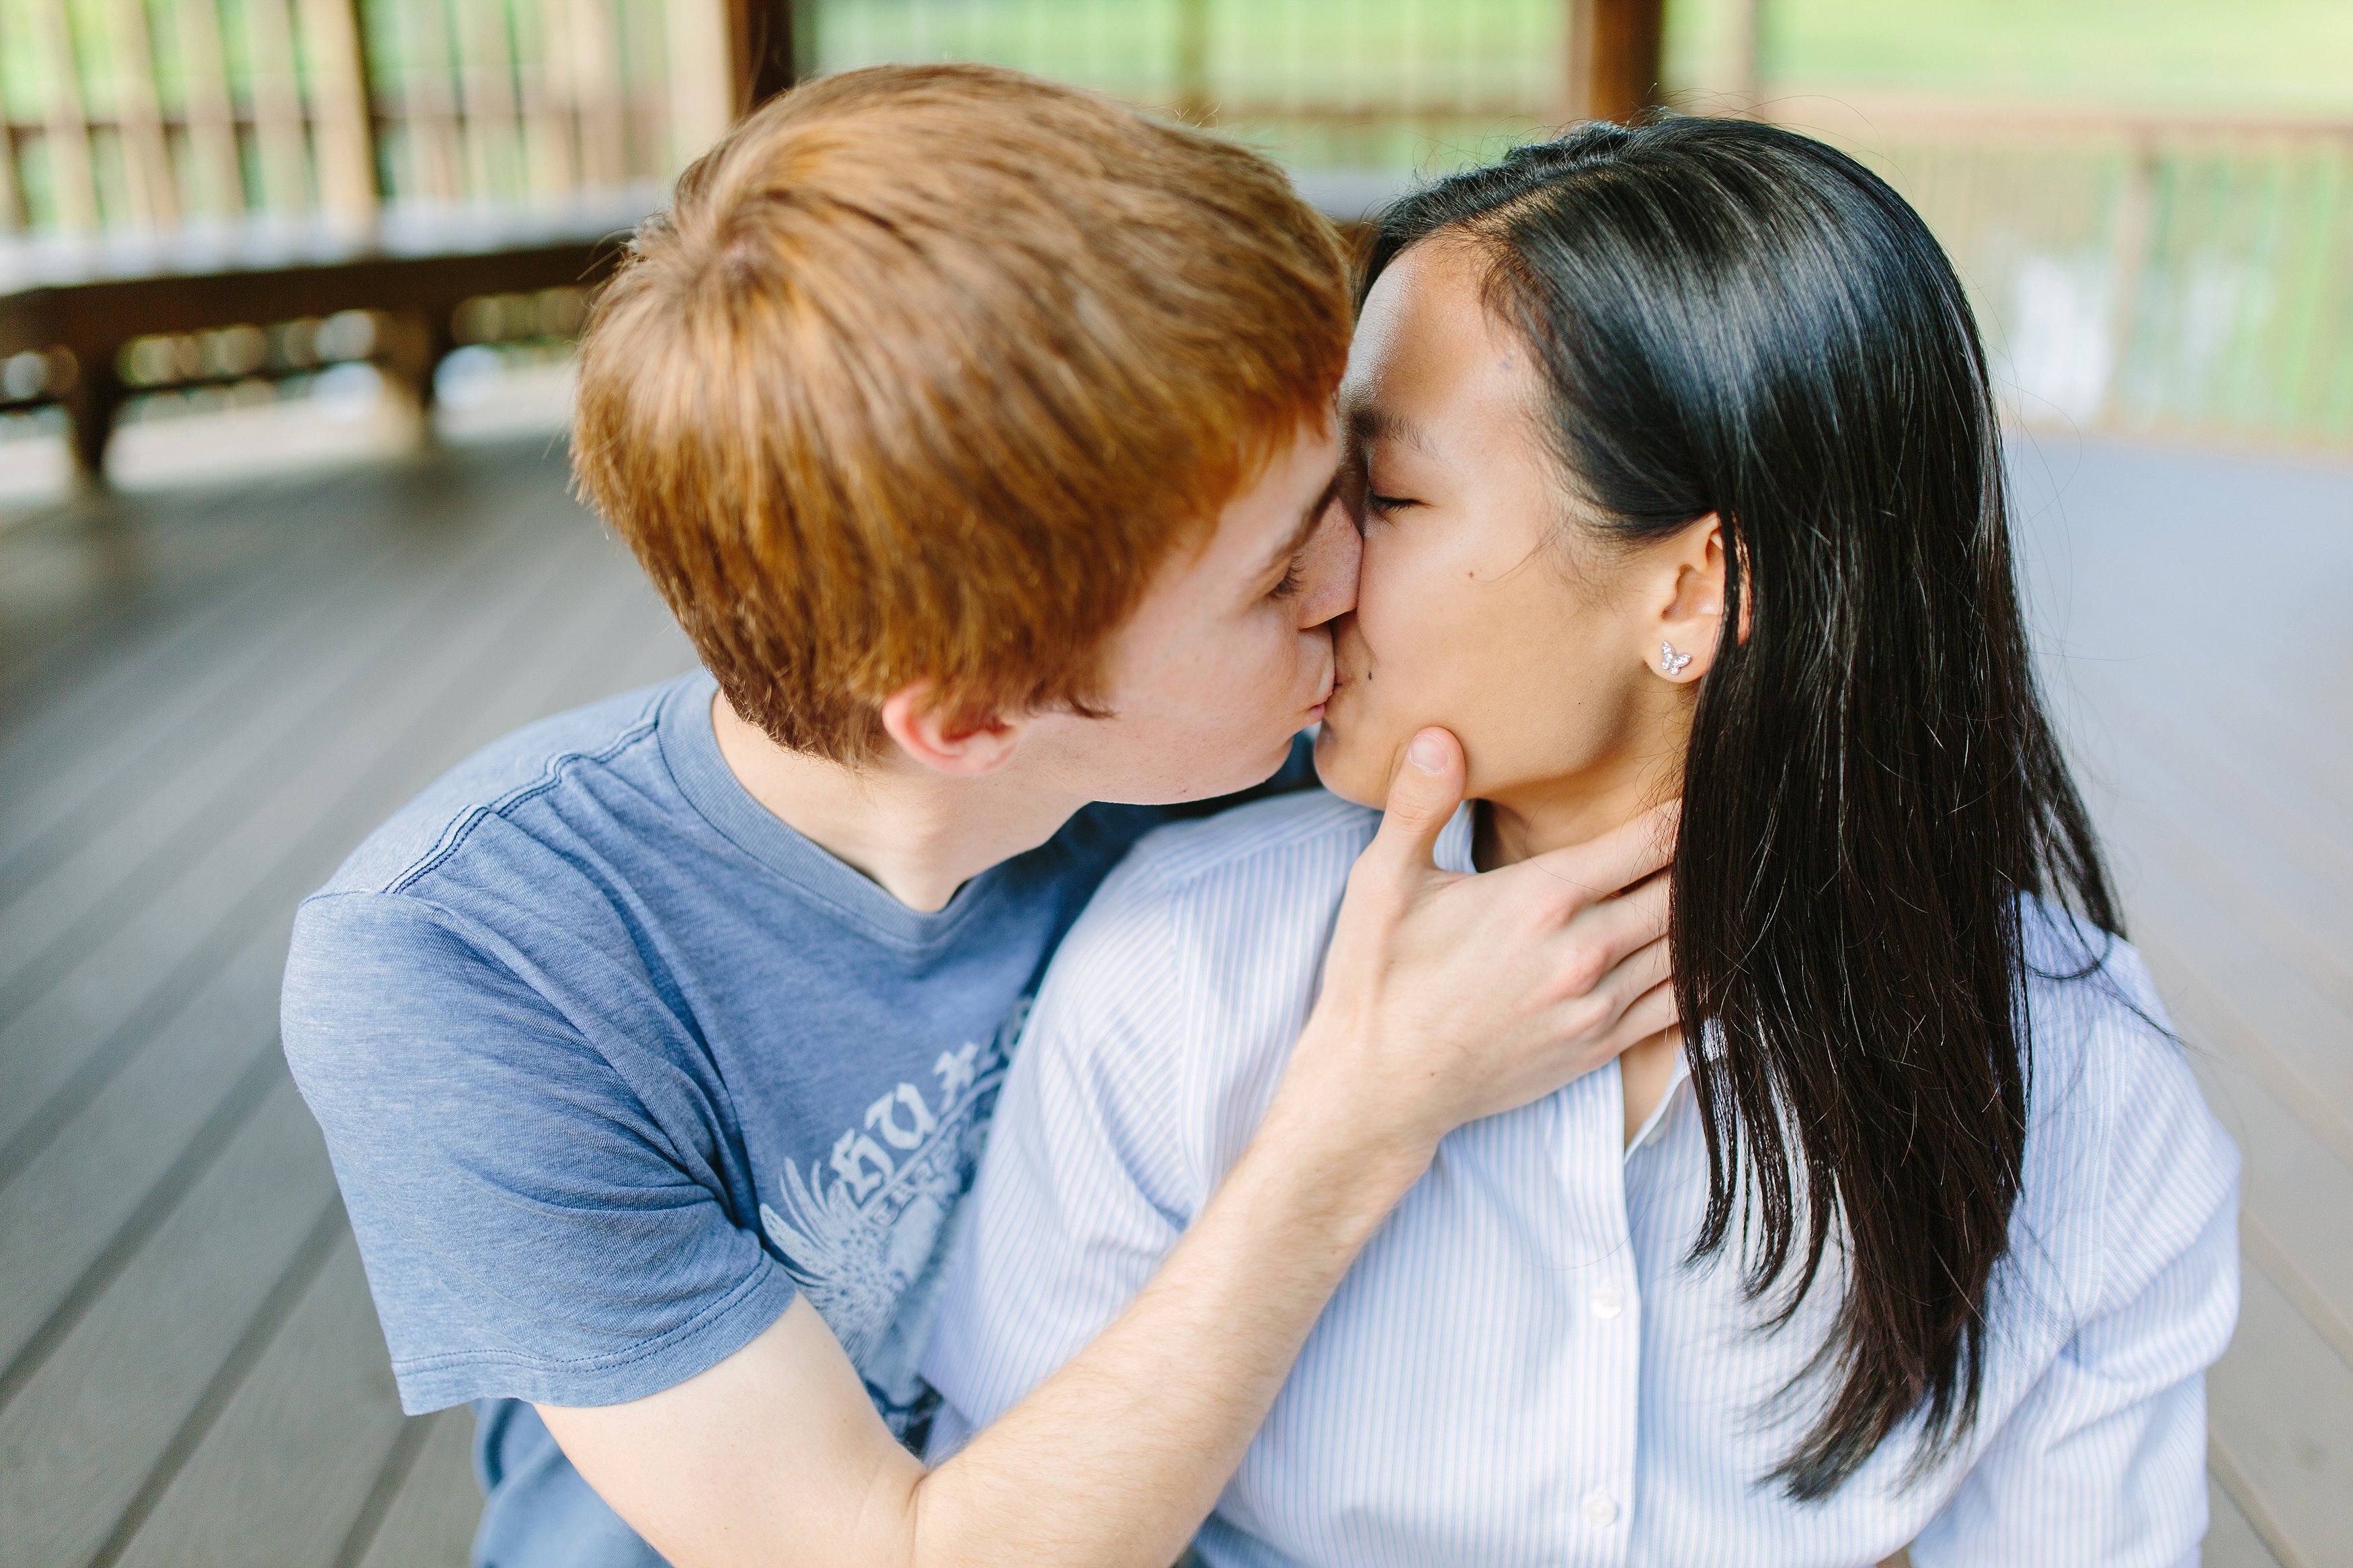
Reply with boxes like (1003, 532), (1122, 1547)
(543, 729), (1677, 1568)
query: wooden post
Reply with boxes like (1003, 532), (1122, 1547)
(1568, 0), (1666, 126)
(517, 0), (582, 199)
(63, 347), (124, 485)
(458, 0), (525, 202)
(727, 0), (799, 116)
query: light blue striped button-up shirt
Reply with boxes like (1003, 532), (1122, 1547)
(921, 791), (2240, 1568)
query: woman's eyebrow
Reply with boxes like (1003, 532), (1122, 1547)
(1345, 402), (1438, 456)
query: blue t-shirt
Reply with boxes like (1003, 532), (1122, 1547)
(282, 670), (1293, 1566)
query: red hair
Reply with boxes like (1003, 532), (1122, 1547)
(572, 63), (1351, 759)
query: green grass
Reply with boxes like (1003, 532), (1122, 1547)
(1677, 0), (2353, 120)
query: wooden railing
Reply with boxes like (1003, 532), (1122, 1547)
(805, 0), (1647, 181)
(798, 5), (2352, 450)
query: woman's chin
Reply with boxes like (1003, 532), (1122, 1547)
(1311, 725), (1390, 809)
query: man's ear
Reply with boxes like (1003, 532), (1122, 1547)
(879, 683), (1027, 777)
(1649, 513), (1730, 685)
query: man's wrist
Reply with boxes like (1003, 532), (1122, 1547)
(1252, 1020), (1438, 1233)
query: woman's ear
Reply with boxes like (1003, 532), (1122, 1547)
(880, 682), (1027, 776)
(1648, 513), (1728, 686)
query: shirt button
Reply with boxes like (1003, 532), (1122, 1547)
(1583, 1490), (1620, 1527)
(1589, 1287), (1624, 1319)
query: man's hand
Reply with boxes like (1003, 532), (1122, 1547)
(1285, 725), (1677, 1170)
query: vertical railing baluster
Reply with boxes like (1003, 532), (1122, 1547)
(565, 0), (624, 191)
(517, 0), (581, 200)
(34, 0), (102, 232)
(300, 0), (379, 221)
(0, 120), (20, 235)
(177, 0), (246, 217)
(106, 0), (182, 228)
(244, 0), (316, 213)
(1174, 0), (1209, 124)
(394, 0), (465, 204)
(667, 0), (733, 171)
(457, 0), (523, 202)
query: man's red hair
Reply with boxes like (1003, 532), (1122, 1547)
(572, 63), (1351, 759)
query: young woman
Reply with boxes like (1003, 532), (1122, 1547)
(920, 120), (2239, 1566)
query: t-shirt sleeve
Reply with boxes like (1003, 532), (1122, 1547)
(281, 889), (798, 1415)
(917, 859), (1198, 1458)
(1911, 1001), (2241, 1568)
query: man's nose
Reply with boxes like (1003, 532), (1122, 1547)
(1293, 502), (1361, 628)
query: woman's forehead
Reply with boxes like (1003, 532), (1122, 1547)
(1343, 250), (1536, 458)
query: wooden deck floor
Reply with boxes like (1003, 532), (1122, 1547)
(0, 432), (2344, 1567)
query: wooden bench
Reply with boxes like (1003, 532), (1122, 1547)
(0, 0), (795, 483)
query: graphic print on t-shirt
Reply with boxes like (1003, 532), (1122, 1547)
(760, 1014), (1018, 1431)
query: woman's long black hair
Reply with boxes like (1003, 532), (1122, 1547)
(1361, 118), (2122, 1499)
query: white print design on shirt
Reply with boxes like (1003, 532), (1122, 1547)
(760, 1028), (1014, 1429)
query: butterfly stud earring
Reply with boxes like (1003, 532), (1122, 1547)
(1659, 641), (1693, 677)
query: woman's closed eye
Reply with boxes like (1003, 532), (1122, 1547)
(1365, 491), (1422, 517)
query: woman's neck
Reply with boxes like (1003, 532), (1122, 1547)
(1472, 757), (1681, 871)
(1474, 750), (1689, 1147)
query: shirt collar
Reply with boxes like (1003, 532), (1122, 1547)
(1625, 1049), (1692, 1157)
(1435, 804), (1476, 874)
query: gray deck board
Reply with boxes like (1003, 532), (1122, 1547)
(0, 508), (469, 919)
(2188, 1051), (2353, 1372)
(0, 432), (2337, 1565)
(0, 1081), (342, 1568)
(2207, 1268), (2353, 1567)
(0, 513), (624, 1163)
(110, 1234), (410, 1568)
(2013, 436), (2353, 1568)
(2085, 697), (2353, 1012)
(0, 517), (394, 883)
(0, 912), (290, 1376)
(2205, 1476), (2285, 1567)
(0, 494), (583, 1011)
(2077, 666), (2353, 901)
(0, 464), (428, 783)
(353, 1409), (483, 1568)
(0, 440), (683, 1568)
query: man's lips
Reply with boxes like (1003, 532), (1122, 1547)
(1301, 667), (1337, 719)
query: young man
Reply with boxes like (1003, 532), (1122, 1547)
(282, 65), (1676, 1568)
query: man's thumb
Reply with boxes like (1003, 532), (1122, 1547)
(1366, 727), (1465, 877)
